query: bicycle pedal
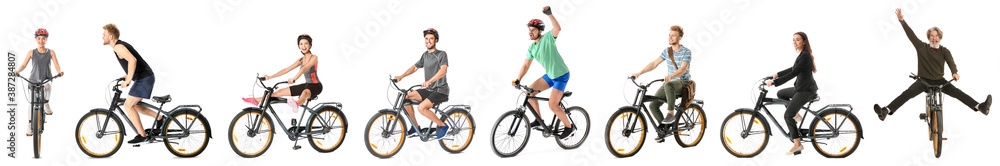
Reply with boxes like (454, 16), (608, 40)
(919, 113), (927, 120)
(292, 145), (301, 150)
(132, 144), (141, 147)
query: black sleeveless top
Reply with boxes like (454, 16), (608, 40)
(114, 40), (154, 80)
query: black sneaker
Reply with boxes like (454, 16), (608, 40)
(654, 132), (667, 143)
(153, 118), (166, 129)
(557, 126), (575, 139)
(127, 135), (150, 144)
(529, 120), (544, 130)
(143, 128), (161, 136)
(873, 104), (888, 121)
(979, 95), (991, 116)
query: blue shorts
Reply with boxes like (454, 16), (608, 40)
(542, 72), (570, 91)
(128, 76), (155, 99)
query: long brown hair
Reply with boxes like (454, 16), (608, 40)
(795, 32), (817, 73)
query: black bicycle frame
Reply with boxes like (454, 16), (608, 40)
(623, 79), (703, 135)
(17, 74), (57, 134)
(504, 85), (575, 136)
(742, 82), (852, 141)
(248, 78), (342, 140)
(97, 79), (204, 139)
(383, 80), (471, 140)
(912, 75), (953, 136)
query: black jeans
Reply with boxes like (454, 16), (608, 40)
(777, 88), (815, 139)
(886, 79), (978, 112)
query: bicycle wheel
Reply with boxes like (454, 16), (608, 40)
(556, 106), (590, 149)
(164, 109), (211, 157)
(439, 108), (475, 153)
(810, 109), (862, 158)
(720, 110), (769, 158)
(364, 110), (406, 158)
(931, 111), (942, 158)
(307, 106), (347, 153)
(491, 110), (530, 157)
(75, 110), (125, 158)
(33, 109), (42, 158)
(675, 104), (707, 147)
(228, 108), (274, 158)
(604, 107), (646, 158)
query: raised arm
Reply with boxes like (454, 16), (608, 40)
(544, 6), (561, 38)
(897, 9), (924, 49)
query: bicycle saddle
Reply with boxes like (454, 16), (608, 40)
(563, 91), (573, 97)
(152, 95), (172, 103)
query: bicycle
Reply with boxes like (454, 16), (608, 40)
(15, 73), (61, 158)
(75, 78), (212, 157)
(906, 73), (955, 158)
(227, 75), (348, 157)
(490, 83), (590, 157)
(720, 76), (863, 158)
(604, 76), (707, 157)
(363, 77), (476, 158)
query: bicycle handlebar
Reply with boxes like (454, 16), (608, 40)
(15, 73), (62, 85)
(757, 76), (774, 91)
(627, 76), (664, 88)
(388, 76), (422, 93)
(513, 84), (540, 94)
(255, 74), (288, 90)
(909, 73), (955, 88)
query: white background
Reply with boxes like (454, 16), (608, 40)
(3, 0), (998, 166)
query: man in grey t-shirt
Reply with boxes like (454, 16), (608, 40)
(393, 28), (451, 139)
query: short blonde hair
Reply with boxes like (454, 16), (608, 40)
(926, 27), (942, 39)
(670, 25), (684, 37)
(103, 23), (120, 39)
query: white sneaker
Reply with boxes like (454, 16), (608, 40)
(44, 103), (53, 115)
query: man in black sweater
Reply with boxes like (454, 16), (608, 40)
(874, 9), (992, 121)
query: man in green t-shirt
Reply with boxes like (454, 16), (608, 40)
(512, 6), (574, 139)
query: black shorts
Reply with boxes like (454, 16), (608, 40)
(289, 83), (323, 98)
(416, 89), (449, 105)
